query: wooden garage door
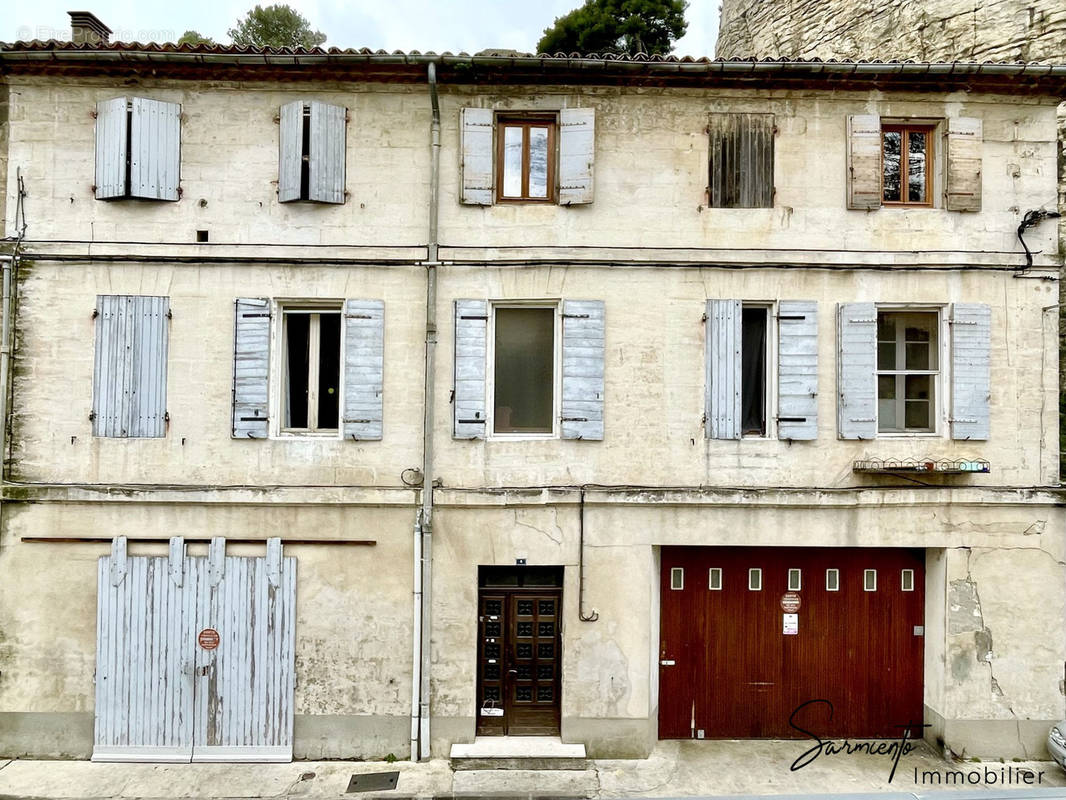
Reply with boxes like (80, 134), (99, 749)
(659, 547), (924, 739)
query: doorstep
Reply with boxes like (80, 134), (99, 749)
(449, 736), (588, 770)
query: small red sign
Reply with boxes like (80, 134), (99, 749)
(198, 628), (220, 650)
(780, 592), (801, 613)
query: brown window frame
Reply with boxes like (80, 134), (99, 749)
(496, 115), (557, 203)
(881, 123), (934, 207)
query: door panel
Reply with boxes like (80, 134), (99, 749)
(660, 547), (924, 739)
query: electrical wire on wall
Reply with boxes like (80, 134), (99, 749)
(578, 486), (599, 622)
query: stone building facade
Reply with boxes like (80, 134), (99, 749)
(0, 33), (1064, 763)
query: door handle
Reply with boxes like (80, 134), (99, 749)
(508, 669), (518, 675)
(200, 665), (210, 676)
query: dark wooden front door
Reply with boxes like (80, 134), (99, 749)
(477, 568), (562, 736)
(659, 547), (925, 739)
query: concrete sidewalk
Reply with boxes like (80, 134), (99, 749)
(1, 741), (1063, 799)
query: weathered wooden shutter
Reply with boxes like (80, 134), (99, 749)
(558, 108), (595, 206)
(232, 298), (270, 439)
(95, 97), (128, 200)
(950, 303), (990, 440)
(93, 295), (169, 438)
(278, 100), (303, 203)
(705, 299), (742, 440)
(708, 113), (774, 208)
(837, 302), (877, 439)
(561, 299), (605, 440)
(460, 108), (494, 205)
(454, 299), (488, 438)
(342, 299), (384, 440)
(129, 97), (181, 201)
(309, 101), (346, 204)
(945, 117), (982, 212)
(777, 301), (818, 440)
(847, 115), (882, 211)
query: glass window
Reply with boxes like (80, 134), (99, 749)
(497, 117), (556, 202)
(708, 568), (723, 591)
(882, 124), (932, 205)
(902, 569), (915, 592)
(788, 568), (801, 591)
(670, 567), (684, 591)
(748, 568), (762, 591)
(741, 306), (768, 436)
(877, 311), (938, 433)
(826, 569), (840, 591)
(493, 307), (555, 435)
(864, 569), (877, 592)
(282, 308), (341, 432)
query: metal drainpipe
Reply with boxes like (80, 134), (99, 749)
(414, 60), (442, 762)
(0, 255), (15, 552)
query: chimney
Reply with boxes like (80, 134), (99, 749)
(68, 11), (112, 45)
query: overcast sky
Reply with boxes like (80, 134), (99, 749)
(6, 0), (720, 57)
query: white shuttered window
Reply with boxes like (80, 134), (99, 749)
(278, 100), (347, 204)
(95, 97), (181, 201)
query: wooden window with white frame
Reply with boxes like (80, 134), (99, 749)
(876, 310), (939, 433)
(741, 304), (772, 437)
(490, 304), (557, 437)
(497, 115), (556, 202)
(280, 306), (342, 434)
(882, 124), (933, 206)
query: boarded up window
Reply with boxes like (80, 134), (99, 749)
(708, 113), (774, 208)
(93, 295), (169, 438)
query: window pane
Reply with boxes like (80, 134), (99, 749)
(494, 308), (554, 433)
(904, 400), (931, 429)
(882, 131), (901, 202)
(285, 314), (310, 428)
(905, 342), (930, 370)
(878, 343), (896, 370)
(905, 374), (930, 400)
(502, 125), (523, 197)
(877, 375), (897, 430)
(741, 308), (766, 436)
(317, 313), (340, 430)
(528, 126), (549, 198)
(908, 131), (927, 202)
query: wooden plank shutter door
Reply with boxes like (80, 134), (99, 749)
(708, 113), (774, 208)
(950, 303), (991, 440)
(309, 101), (346, 204)
(454, 299), (488, 438)
(92, 295), (169, 438)
(278, 101), (303, 203)
(95, 97), (128, 200)
(232, 298), (270, 439)
(561, 299), (605, 440)
(837, 302), (877, 439)
(460, 108), (494, 205)
(130, 97), (181, 201)
(945, 117), (983, 212)
(558, 108), (595, 206)
(343, 299), (384, 440)
(847, 115), (882, 210)
(777, 300), (818, 440)
(705, 299), (742, 440)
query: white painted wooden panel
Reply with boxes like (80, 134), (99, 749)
(558, 108), (595, 205)
(950, 303), (991, 440)
(95, 97), (128, 200)
(561, 299), (604, 440)
(309, 101), (346, 204)
(705, 299), (742, 439)
(130, 98), (181, 201)
(454, 299), (488, 438)
(460, 108), (493, 205)
(777, 301), (818, 440)
(278, 101), (303, 203)
(232, 299), (271, 439)
(837, 302), (878, 439)
(343, 299), (385, 440)
(847, 115), (882, 210)
(945, 117), (982, 212)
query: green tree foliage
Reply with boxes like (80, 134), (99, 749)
(537, 0), (687, 56)
(177, 30), (215, 46)
(227, 4), (327, 49)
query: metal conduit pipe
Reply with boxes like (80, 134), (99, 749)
(0, 254), (16, 571)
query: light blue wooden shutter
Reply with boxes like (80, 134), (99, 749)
(705, 299), (742, 440)
(95, 97), (128, 200)
(309, 101), (346, 204)
(130, 98), (181, 201)
(92, 295), (169, 438)
(232, 298), (270, 439)
(837, 302), (877, 439)
(847, 115), (881, 211)
(777, 301), (818, 440)
(558, 108), (595, 206)
(278, 101), (303, 203)
(460, 108), (493, 205)
(561, 299), (604, 440)
(454, 299), (487, 438)
(343, 299), (384, 440)
(950, 303), (990, 440)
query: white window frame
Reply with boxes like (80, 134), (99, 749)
(864, 569), (877, 592)
(742, 301), (777, 440)
(826, 568), (840, 591)
(670, 567), (684, 591)
(875, 304), (948, 438)
(708, 568), (723, 591)
(787, 568), (801, 591)
(901, 569), (915, 592)
(269, 299), (345, 440)
(748, 568), (762, 591)
(486, 301), (561, 440)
